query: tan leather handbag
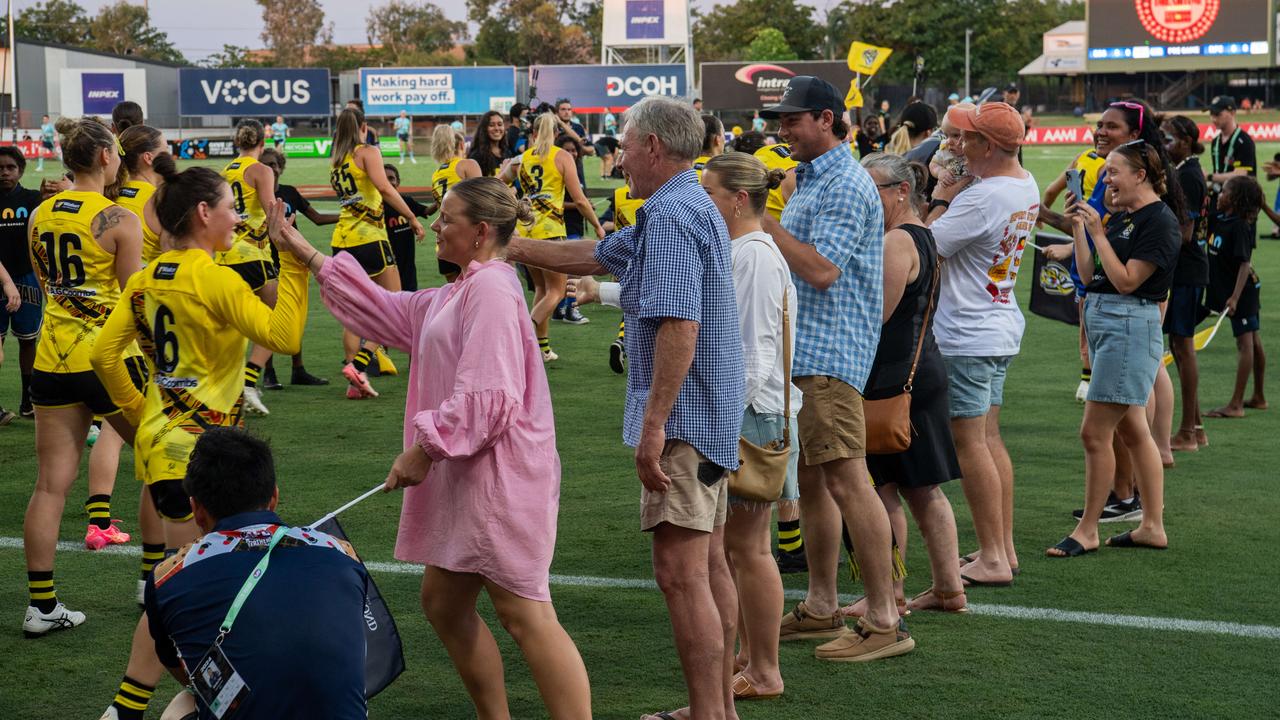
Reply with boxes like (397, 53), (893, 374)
(865, 258), (939, 455)
(728, 281), (792, 503)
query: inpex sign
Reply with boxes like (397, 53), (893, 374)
(178, 68), (330, 117)
(605, 74), (680, 98)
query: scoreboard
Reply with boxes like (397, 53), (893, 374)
(1087, 0), (1275, 71)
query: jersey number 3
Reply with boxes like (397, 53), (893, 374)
(153, 304), (180, 373)
(230, 182), (246, 215)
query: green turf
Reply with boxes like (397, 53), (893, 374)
(1, 149), (1277, 718)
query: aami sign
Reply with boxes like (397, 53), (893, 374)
(531, 64), (686, 113)
(178, 68), (331, 117)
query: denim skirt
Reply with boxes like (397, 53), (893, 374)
(1083, 292), (1162, 406)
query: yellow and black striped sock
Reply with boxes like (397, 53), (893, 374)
(617, 321), (625, 341)
(27, 570), (56, 613)
(140, 543), (165, 581)
(351, 349), (375, 373)
(1081, 367), (1092, 382)
(538, 337), (550, 353)
(111, 676), (155, 720)
(85, 494), (111, 530)
(777, 519), (803, 555)
(244, 362), (262, 389)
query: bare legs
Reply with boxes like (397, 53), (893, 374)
(1169, 334), (1203, 449)
(951, 414), (1013, 584)
(723, 504), (783, 696)
(795, 462), (841, 616)
(420, 566), (592, 720)
(1212, 332), (1267, 415)
(1150, 363), (1175, 466)
(529, 267), (567, 343)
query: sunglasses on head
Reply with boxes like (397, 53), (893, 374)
(1110, 101), (1145, 132)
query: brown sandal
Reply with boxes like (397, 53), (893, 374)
(839, 593), (910, 619)
(731, 673), (782, 700)
(907, 588), (969, 614)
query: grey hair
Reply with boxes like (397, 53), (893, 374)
(861, 152), (928, 205)
(623, 96), (703, 162)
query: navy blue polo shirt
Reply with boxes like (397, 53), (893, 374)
(145, 510), (370, 719)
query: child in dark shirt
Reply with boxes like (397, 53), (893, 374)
(1206, 175), (1266, 417)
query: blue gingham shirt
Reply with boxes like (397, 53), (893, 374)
(595, 169), (745, 470)
(781, 143), (884, 392)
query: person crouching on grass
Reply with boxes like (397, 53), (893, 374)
(1205, 176), (1267, 418)
(1049, 141), (1178, 558)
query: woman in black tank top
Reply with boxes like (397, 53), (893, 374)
(853, 153), (966, 616)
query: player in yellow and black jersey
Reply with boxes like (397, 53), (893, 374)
(91, 165), (310, 719)
(219, 120), (281, 415)
(329, 106), (424, 398)
(430, 124), (481, 282)
(21, 116), (144, 638)
(115, 124), (168, 263)
(693, 114), (726, 181)
(753, 142), (799, 220)
(500, 112), (603, 362)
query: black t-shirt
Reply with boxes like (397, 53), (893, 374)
(275, 184), (312, 228)
(1172, 158), (1210, 286)
(0, 184), (42, 276)
(384, 192), (430, 246)
(1212, 127), (1257, 178)
(1087, 200), (1180, 300)
(1206, 213), (1260, 317)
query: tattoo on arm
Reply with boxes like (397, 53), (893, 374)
(92, 206), (126, 239)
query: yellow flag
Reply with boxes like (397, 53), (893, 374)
(848, 41), (893, 76)
(1162, 312), (1226, 366)
(844, 79), (863, 110)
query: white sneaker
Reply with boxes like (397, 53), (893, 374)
(137, 579), (146, 606)
(542, 348), (559, 362)
(410, 157), (417, 164)
(23, 602), (86, 638)
(1075, 380), (1090, 403)
(98, 706), (119, 720)
(243, 386), (270, 415)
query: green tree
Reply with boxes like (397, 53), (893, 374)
(15, 0), (91, 46)
(466, 0), (593, 66)
(694, 0), (824, 61)
(86, 1), (184, 63)
(569, 0), (603, 60)
(200, 45), (257, 69)
(747, 28), (799, 61)
(366, 1), (467, 64)
(256, 0), (332, 67)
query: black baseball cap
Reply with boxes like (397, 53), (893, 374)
(760, 76), (843, 119)
(1209, 95), (1236, 114)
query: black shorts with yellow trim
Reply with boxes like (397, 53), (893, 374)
(333, 239), (396, 277)
(30, 356), (149, 416)
(227, 258), (279, 292)
(148, 479), (193, 522)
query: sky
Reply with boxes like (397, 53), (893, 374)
(15, 0), (831, 62)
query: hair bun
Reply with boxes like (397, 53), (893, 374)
(515, 197), (535, 226)
(765, 167), (787, 190)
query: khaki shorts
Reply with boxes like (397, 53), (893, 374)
(640, 440), (728, 533)
(794, 375), (866, 465)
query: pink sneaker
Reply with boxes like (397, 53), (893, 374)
(342, 363), (378, 398)
(85, 521), (131, 550)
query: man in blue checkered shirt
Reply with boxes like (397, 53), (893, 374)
(508, 96), (745, 720)
(761, 76), (915, 662)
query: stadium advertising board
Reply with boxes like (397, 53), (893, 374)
(601, 0), (690, 47)
(1022, 121), (1280, 145)
(58, 69), (147, 118)
(1086, 0), (1274, 71)
(529, 64), (687, 113)
(360, 67), (516, 116)
(701, 61), (856, 110)
(178, 68), (331, 117)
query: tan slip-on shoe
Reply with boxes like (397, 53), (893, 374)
(815, 618), (915, 662)
(779, 601), (846, 641)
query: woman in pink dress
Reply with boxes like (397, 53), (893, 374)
(267, 177), (591, 719)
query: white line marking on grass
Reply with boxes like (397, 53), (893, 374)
(6, 537), (1278, 641)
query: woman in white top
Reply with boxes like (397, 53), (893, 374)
(570, 153), (800, 701)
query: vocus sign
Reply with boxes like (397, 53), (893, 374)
(179, 68), (331, 117)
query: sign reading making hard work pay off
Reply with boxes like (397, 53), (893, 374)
(360, 67), (516, 117)
(178, 68), (331, 116)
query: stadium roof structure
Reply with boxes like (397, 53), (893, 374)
(1020, 21), (1086, 76)
(0, 32), (189, 69)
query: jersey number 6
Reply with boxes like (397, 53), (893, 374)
(153, 303), (180, 373)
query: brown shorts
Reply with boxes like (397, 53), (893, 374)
(640, 440), (728, 533)
(794, 375), (866, 465)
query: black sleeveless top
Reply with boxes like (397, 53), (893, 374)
(864, 224), (942, 400)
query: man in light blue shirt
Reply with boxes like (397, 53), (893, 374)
(394, 110), (415, 164)
(761, 76), (915, 662)
(270, 115), (288, 149)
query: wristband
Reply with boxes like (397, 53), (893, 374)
(929, 199), (950, 213)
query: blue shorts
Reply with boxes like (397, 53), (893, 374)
(1231, 313), (1260, 337)
(1084, 293), (1162, 406)
(942, 354), (1013, 419)
(0, 272), (43, 340)
(1163, 284), (1203, 338)
(730, 405), (799, 505)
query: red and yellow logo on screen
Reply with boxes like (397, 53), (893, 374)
(1135, 0), (1220, 44)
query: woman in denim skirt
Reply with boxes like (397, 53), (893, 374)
(1049, 141), (1180, 557)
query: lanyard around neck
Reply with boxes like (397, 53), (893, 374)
(1212, 127), (1241, 173)
(217, 526), (288, 638)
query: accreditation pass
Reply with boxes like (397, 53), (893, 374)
(190, 641), (250, 718)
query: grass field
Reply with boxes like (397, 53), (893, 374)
(1, 146), (1278, 718)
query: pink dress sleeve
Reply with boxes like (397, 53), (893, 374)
(411, 271), (529, 461)
(316, 252), (437, 353)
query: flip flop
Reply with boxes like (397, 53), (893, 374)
(731, 674), (782, 701)
(1045, 536), (1097, 558)
(642, 712), (680, 720)
(960, 574), (1013, 588)
(1204, 408), (1244, 418)
(1106, 531), (1168, 550)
